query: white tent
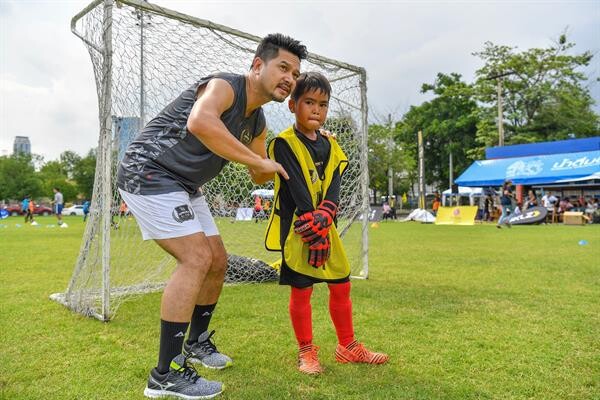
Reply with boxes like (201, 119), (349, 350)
(442, 186), (485, 206)
(250, 189), (274, 198)
(402, 208), (436, 223)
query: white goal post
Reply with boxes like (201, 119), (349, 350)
(51, 0), (370, 321)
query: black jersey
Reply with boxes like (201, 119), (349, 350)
(117, 73), (266, 195)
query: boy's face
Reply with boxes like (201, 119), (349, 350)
(288, 89), (329, 135)
(253, 49), (301, 103)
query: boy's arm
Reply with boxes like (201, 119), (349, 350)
(273, 139), (314, 215)
(324, 168), (341, 206)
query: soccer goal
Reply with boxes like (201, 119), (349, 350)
(51, 0), (370, 321)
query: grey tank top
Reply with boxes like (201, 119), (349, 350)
(117, 73), (266, 195)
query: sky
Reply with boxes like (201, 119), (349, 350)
(0, 0), (598, 161)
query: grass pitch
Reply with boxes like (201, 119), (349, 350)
(0, 216), (598, 399)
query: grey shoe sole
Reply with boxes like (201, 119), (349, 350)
(144, 387), (223, 399)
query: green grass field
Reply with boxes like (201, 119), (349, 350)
(1, 216), (599, 400)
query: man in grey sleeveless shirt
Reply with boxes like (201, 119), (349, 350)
(117, 34), (307, 399)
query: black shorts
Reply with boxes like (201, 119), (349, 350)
(279, 260), (350, 288)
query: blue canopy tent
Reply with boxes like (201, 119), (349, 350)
(455, 150), (600, 187)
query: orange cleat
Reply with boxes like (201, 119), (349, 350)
(297, 345), (324, 375)
(335, 341), (389, 365)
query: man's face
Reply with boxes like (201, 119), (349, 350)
(254, 49), (301, 103)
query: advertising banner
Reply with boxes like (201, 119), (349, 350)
(435, 206), (478, 225)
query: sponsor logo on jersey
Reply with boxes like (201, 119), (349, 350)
(240, 128), (252, 145)
(172, 204), (195, 223)
(309, 169), (318, 184)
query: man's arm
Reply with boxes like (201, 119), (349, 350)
(246, 128), (272, 185)
(187, 79), (288, 179)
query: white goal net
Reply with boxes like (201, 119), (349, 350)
(51, 0), (369, 321)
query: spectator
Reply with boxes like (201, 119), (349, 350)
(82, 200), (91, 222)
(497, 181), (514, 228)
(525, 190), (538, 210)
(22, 195), (31, 223)
(541, 192), (557, 210)
(382, 202), (392, 221)
(26, 197), (35, 224)
(253, 195), (264, 223)
(483, 194), (494, 222)
(52, 187), (64, 226)
(559, 196), (573, 213)
(432, 192), (441, 217)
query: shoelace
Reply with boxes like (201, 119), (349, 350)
(174, 354), (202, 383)
(196, 330), (218, 355)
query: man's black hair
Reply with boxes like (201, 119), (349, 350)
(291, 71), (331, 102)
(253, 33), (308, 66)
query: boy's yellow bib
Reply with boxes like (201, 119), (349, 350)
(264, 126), (350, 280)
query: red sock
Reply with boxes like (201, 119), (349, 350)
(328, 282), (355, 347)
(289, 286), (313, 349)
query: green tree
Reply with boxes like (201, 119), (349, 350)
(367, 121), (407, 200)
(399, 73), (479, 189)
(37, 161), (78, 202)
(473, 33), (599, 149)
(73, 149), (97, 200)
(59, 150), (82, 180)
(0, 154), (42, 201)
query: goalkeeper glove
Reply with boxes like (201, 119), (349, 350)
(308, 236), (330, 268)
(293, 200), (337, 242)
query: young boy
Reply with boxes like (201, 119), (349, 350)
(265, 72), (389, 375)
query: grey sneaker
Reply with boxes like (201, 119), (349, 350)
(144, 354), (223, 399)
(183, 330), (233, 369)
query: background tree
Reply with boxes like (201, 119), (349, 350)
(37, 161), (78, 202)
(367, 119), (408, 201)
(473, 33), (599, 151)
(72, 149), (97, 200)
(0, 154), (42, 201)
(59, 150), (82, 180)
(398, 73), (479, 190)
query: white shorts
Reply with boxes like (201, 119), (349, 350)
(118, 189), (219, 240)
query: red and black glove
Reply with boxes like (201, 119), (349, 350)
(308, 236), (330, 268)
(293, 200), (337, 243)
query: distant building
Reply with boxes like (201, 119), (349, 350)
(112, 116), (141, 162)
(13, 136), (31, 155)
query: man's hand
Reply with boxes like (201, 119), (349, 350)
(252, 158), (289, 180)
(319, 128), (337, 140)
(308, 236), (330, 268)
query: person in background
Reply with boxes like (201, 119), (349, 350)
(82, 200), (91, 222)
(525, 190), (538, 210)
(497, 181), (513, 228)
(52, 187), (64, 226)
(22, 195), (32, 223)
(432, 192), (441, 217)
(26, 197), (35, 224)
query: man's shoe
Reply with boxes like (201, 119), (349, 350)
(297, 344), (323, 375)
(335, 341), (389, 365)
(144, 354), (223, 399)
(183, 330), (233, 369)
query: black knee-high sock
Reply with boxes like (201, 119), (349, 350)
(187, 304), (216, 345)
(157, 320), (189, 374)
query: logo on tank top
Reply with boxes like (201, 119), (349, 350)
(172, 204), (195, 223)
(240, 128), (252, 145)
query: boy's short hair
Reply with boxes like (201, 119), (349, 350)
(253, 33), (307, 66)
(291, 72), (331, 101)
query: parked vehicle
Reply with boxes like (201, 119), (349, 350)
(6, 204), (53, 216)
(62, 205), (85, 216)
